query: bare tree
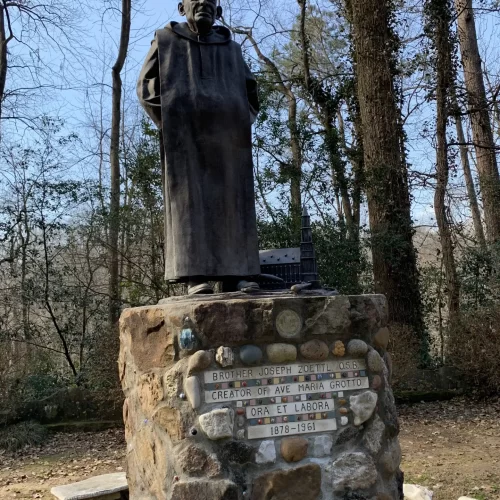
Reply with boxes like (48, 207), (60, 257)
(108, 0), (131, 332)
(425, 0), (460, 316)
(455, 0), (500, 242)
(231, 25), (303, 232)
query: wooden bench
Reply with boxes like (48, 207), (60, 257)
(50, 472), (128, 500)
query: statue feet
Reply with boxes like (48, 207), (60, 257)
(187, 282), (214, 295)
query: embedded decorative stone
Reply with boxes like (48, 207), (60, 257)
(340, 416), (349, 426)
(171, 479), (239, 500)
(362, 414), (385, 455)
(280, 437), (308, 462)
(215, 346), (234, 368)
(199, 408), (234, 440)
(312, 435), (333, 458)
(372, 374), (383, 391)
(350, 391), (378, 426)
(299, 339), (329, 360)
(219, 441), (254, 464)
(188, 350), (212, 375)
(240, 345), (263, 366)
(152, 404), (186, 442)
(255, 440), (276, 464)
(339, 407), (349, 415)
(327, 452), (378, 491)
(266, 343), (297, 363)
(177, 444), (222, 477)
(184, 376), (201, 409)
(332, 340), (346, 357)
(374, 326), (390, 349)
(347, 339), (368, 357)
(251, 464), (322, 500)
(335, 426), (359, 445)
(275, 309), (302, 338)
(367, 349), (384, 373)
(179, 327), (197, 352)
(236, 429), (245, 440)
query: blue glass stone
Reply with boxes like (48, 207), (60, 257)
(180, 328), (196, 350)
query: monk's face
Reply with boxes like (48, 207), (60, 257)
(179, 0), (218, 34)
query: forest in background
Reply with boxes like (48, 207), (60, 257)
(1, 0), (500, 420)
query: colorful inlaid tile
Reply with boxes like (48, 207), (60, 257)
(335, 373), (341, 379)
(348, 371), (354, 378)
(326, 392), (332, 398)
(276, 417), (283, 423)
(262, 379), (267, 385)
(237, 401), (242, 407)
(360, 371), (366, 377)
(301, 395), (307, 401)
(295, 395), (300, 401)
(234, 382), (241, 388)
(264, 418), (271, 425)
(311, 375), (317, 381)
(222, 383), (228, 389)
(338, 391), (344, 397)
(282, 397), (288, 403)
(299, 376), (305, 382)
(276, 397), (282, 404)
(302, 414), (308, 421)
(273, 377), (280, 385)
(250, 399), (256, 406)
(354, 371), (359, 377)
(316, 413), (322, 420)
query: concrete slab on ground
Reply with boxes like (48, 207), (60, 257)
(50, 472), (128, 500)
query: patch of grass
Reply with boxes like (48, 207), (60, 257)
(0, 421), (48, 452)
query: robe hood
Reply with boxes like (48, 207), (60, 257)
(166, 21), (232, 44)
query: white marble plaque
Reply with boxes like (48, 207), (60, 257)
(205, 377), (368, 403)
(204, 359), (366, 384)
(248, 419), (337, 439)
(246, 398), (335, 418)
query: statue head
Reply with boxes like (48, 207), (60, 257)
(178, 0), (223, 35)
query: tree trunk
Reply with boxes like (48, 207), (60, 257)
(297, 0), (356, 241)
(455, 0), (500, 242)
(234, 28), (302, 233)
(0, 5), (13, 127)
(454, 112), (487, 248)
(348, 0), (424, 333)
(428, 0), (460, 317)
(108, 0), (131, 331)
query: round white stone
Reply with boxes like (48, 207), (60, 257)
(276, 310), (302, 338)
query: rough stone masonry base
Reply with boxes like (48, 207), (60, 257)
(119, 292), (403, 500)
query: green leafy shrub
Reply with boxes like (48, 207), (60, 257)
(0, 421), (48, 452)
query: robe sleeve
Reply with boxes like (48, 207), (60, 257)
(137, 37), (162, 128)
(244, 61), (260, 125)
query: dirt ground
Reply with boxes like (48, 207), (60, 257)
(0, 398), (498, 499)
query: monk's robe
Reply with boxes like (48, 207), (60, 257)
(137, 22), (261, 282)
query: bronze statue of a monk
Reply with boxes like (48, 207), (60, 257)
(137, 0), (261, 295)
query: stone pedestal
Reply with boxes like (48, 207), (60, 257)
(119, 292), (403, 500)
